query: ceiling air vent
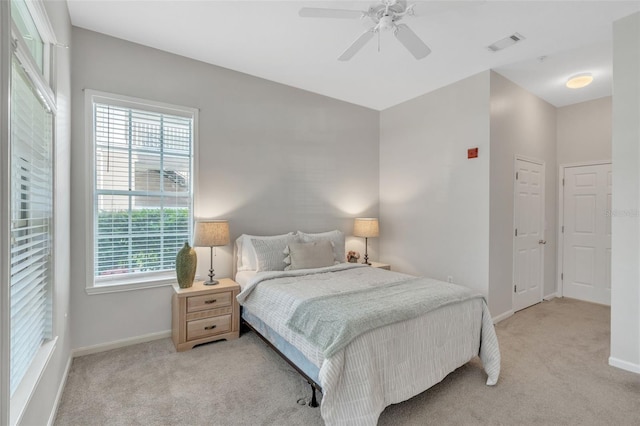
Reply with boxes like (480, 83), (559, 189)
(487, 33), (526, 52)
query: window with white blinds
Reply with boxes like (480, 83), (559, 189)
(89, 94), (195, 286)
(9, 57), (53, 395)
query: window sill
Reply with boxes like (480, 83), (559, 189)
(10, 337), (58, 426)
(86, 273), (177, 295)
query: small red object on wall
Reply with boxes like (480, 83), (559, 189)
(468, 147), (478, 159)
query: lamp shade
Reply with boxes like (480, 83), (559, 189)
(354, 218), (379, 238)
(193, 220), (230, 247)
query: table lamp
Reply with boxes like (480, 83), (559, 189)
(193, 220), (230, 285)
(354, 218), (379, 265)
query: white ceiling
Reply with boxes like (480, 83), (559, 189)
(66, 1), (640, 111)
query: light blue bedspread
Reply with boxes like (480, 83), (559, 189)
(286, 276), (483, 358)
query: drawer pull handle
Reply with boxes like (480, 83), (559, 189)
(204, 299), (217, 304)
(204, 325), (217, 330)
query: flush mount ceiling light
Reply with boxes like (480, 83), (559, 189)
(566, 73), (593, 89)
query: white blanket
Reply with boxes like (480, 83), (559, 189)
(237, 265), (501, 425)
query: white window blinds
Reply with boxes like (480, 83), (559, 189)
(93, 101), (193, 281)
(9, 57), (53, 396)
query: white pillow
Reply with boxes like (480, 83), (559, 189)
(252, 234), (299, 272)
(235, 232), (296, 271)
(287, 241), (335, 270)
(235, 236), (245, 272)
(298, 230), (345, 264)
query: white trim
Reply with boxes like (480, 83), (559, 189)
(11, 21), (56, 113)
(84, 89), (94, 291)
(512, 155), (546, 312)
(85, 89), (198, 119)
(86, 277), (174, 295)
(46, 355), (72, 426)
(512, 154), (543, 165)
(557, 165), (565, 298)
(9, 337), (57, 426)
(608, 357), (640, 375)
(492, 310), (514, 324)
(543, 292), (559, 301)
(557, 160), (612, 299)
(0, 1), (12, 423)
(24, 0), (57, 46)
(560, 159), (612, 169)
(23, 0), (56, 86)
(83, 89), (198, 292)
(72, 330), (171, 358)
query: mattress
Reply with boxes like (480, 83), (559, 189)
(234, 270), (257, 291)
(237, 265), (500, 426)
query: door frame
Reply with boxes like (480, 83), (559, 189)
(512, 155), (546, 311)
(557, 160), (612, 298)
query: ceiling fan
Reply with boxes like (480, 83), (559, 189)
(299, 0), (431, 61)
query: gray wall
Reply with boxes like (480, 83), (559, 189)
(557, 96), (612, 165)
(70, 28), (380, 349)
(379, 72), (491, 298)
(489, 71), (558, 318)
(610, 12), (640, 373)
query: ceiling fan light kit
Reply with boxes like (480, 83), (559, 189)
(299, 0), (431, 61)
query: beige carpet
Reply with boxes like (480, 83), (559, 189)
(55, 298), (640, 425)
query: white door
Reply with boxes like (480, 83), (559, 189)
(513, 158), (545, 312)
(562, 163), (612, 305)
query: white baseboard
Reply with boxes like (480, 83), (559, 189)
(609, 357), (640, 374)
(492, 310), (513, 324)
(47, 355), (73, 426)
(72, 330), (171, 358)
(543, 292), (559, 301)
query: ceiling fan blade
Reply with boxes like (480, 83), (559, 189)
(394, 24), (431, 59)
(299, 8), (364, 19)
(338, 30), (375, 61)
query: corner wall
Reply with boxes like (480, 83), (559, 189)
(489, 71), (557, 318)
(557, 96), (612, 165)
(70, 28), (380, 350)
(379, 71), (491, 297)
(610, 12), (640, 374)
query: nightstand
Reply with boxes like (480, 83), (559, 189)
(171, 278), (240, 352)
(369, 261), (391, 270)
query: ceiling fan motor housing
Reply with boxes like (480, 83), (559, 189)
(299, 0), (430, 61)
(378, 15), (396, 31)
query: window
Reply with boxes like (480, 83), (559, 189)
(86, 91), (197, 292)
(8, 0), (55, 402)
(10, 0), (44, 73)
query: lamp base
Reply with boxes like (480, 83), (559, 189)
(205, 260), (218, 286)
(362, 244), (370, 265)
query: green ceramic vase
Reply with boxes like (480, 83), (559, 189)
(176, 242), (197, 288)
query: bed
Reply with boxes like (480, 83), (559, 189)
(234, 231), (500, 426)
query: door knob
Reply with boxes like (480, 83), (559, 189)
(538, 240), (547, 244)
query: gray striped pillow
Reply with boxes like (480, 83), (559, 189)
(252, 235), (298, 272)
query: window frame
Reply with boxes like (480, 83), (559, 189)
(84, 90), (198, 294)
(4, 0), (58, 423)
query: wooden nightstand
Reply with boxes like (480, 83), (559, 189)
(172, 278), (240, 352)
(369, 262), (391, 270)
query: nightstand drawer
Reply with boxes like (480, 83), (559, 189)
(187, 314), (232, 341)
(172, 279), (240, 351)
(187, 291), (232, 313)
